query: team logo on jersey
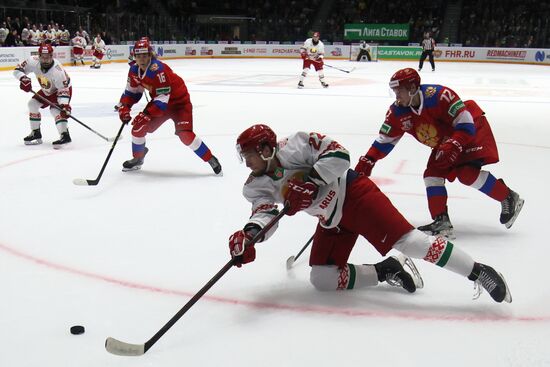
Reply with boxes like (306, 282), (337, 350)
(415, 123), (439, 147)
(448, 99), (465, 117)
(310, 48), (317, 53)
(149, 63), (159, 72)
(424, 86), (437, 98)
(380, 123), (391, 134)
(401, 119), (412, 131)
(38, 75), (51, 89)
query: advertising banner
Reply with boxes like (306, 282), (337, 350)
(344, 23), (410, 41)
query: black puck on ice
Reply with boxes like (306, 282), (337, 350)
(70, 325), (85, 335)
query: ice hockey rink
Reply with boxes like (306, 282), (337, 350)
(1, 57), (549, 367)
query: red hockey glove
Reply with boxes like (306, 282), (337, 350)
(132, 112), (151, 128)
(118, 105), (132, 124)
(285, 179), (319, 216)
(229, 230), (255, 267)
(434, 138), (463, 169)
(59, 104), (71, 119)
(355, 155), (376, 176)
(19, 76), (32, 93)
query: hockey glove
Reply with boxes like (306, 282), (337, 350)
(355, 155), (376, 176)
(19, 76), (32, 93)
(118, 105), (132, 124)
(132, 111), (151, 128)
(434, 138), (462, 169)
(59, 104), (71, 119)
(229, 230), (255, 267)
(285, 179), (319, 216)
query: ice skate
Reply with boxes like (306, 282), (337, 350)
(72, 60), (77, 66)
(23, 129), (42, 145)
(52, 131), (72, 149)
(122, 147), (148, 171)
(321, 82), (329, 88)
(297, 81), (304, 89)
(468, 262), (512, 303)
(374, 256), (418, 293)
(81, 59), (85, 65)
(500, 189), (524, 229)
(417, 212), (455, 239)
(208, 156), (223, 175)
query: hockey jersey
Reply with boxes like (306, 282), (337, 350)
(243, 132), (351, 241)
(366, 84), (486, 160)
(300, 38), (325, 59)
(119, 58), (191, 117)
(13, 57), (71, 105)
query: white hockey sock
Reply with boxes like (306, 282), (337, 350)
(55, 120), (68, 134)
(310, 264), (378, 291)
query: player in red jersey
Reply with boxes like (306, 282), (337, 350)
(355, 68), (524, 238)
(117, 38), (222, 174)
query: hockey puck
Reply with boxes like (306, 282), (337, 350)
(70, 325), (85, 335)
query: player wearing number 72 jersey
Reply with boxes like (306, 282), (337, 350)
(117, 38), (221, 174)
(355, 68), (524, 238)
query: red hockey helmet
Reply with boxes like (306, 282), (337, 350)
(236, 124), (277, 159)
(313, 31), (320, 38)
(38, 43), (54, 56)
(389, 68), (421, 90)
(133, 38), (152, 55)
(38, 43), (54, 68)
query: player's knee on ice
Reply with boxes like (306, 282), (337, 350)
(310, 265), (340, 291)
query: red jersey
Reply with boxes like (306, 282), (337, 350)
(366, 84), (498, 165)
(120, 58), (190, 117)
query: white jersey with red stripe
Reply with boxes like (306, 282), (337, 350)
(13, 57), (71, 104)
(71, 35), (87, 49)
(92, 38), (106, 54)
(243, 132), (350, 240)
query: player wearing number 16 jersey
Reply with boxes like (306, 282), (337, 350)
(117, 38), (221, 174)
(355, 68), (524, 238)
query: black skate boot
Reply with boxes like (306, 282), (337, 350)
(374, 256), (417, 293)
(81, 59), (85, 65)
(208, 156), (222, 175)
(23, 129), (42, 145)
(417, 212), (455, 239)
(321, 81), (329, 88)
(122, 147), (148, 171)
(297, 81), (304, 89)
(500, 188), (524, 229)
(52, 131), (72, 149)
(73, 60), (77, 66)
(468, 262), (512, 303)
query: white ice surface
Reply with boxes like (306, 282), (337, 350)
(1, 58), (549, 367)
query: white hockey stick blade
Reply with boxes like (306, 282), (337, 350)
(73, 178), (90, 186)
(105, 337), (145, 356)
(286, 255), (296, 270)
(395, 253), (424, 289)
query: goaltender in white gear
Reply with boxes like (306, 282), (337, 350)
(14, 43), (72, 147)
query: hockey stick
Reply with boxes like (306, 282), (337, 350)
(31, 90), (119, 142)
(105, 205), (290, 356)
(286, 234), (314, 269)
(72, 122), (126, 186)
(324, 64), (355, 74)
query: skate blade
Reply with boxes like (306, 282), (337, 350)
(122, 165), (142, 172)
(24, 139), (43, 146)
(419, 228), (456, 240)
(504, 198), (524, 229)
(52, 143), (71, 150)
(498, 271), (513, 303)
(394, 254), (424, 289)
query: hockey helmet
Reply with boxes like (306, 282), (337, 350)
(389, 68), (421, 90)
(133, 38), (152, 55)
(236, 124), (277, 160)
(313, 31), (320, 38)
(38, 43), (54, 68)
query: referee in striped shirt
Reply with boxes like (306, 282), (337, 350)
(418, 32), (436, 71)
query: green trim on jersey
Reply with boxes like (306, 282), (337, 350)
(448, 99), (465, 117)
(319, 151), (350, 161)
(380, 123), (392, 134)
(156, 86), (171, 94)
(347, 264), (357, 289)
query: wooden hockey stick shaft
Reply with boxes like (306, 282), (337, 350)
(105, 205), (290, 356)
(72, 122), (126, 186)
(31, 90), (116, 141)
